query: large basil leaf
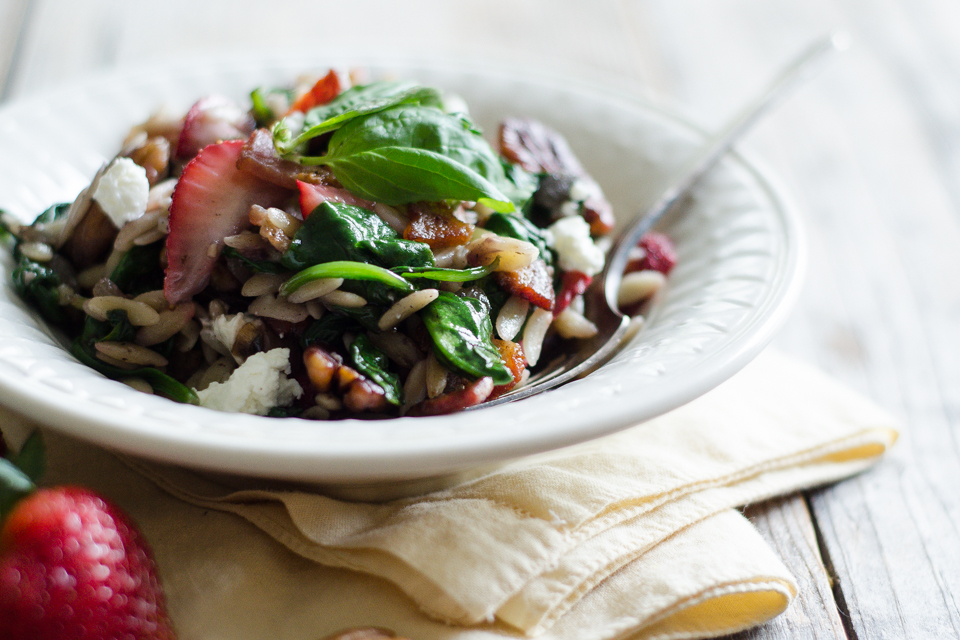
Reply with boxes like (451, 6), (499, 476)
(348, 334), (402, 406)
(282, 202), (433, 271)
(318, 105), (516, 212)
(274, 81), (443, 155)
(420, 291), (513, 385)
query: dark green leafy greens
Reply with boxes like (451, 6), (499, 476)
(282, 202), (434, 271)
(274, 81), (444, 155)
(12, 256), (65, 326)
(420, 291), (513, 385)
(313, 105), (517, 212)
(72, 312), (198, 405)
(109, 241), (164, 295)
(348, 334), (402, 406)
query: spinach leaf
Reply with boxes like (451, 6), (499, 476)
(392, 260), (498, 283)
(72, 314), (199, 405)
(34, 202), (71, 225)
(348, 334), (402, 406)
(12, 256), (64, 325)
(483, 212), (554, 267)
(222, 246), (288, 274)
(9, 431), (45, 484)
(110, 241), (164, 295)
(316, 105), (516, 212)
(281, 260), (414, 297)
(301, 313), (361, 349)
(420, 291), (512, 385)
(282, 202), (433, 271)
(500, 161), (539, 211)
(274, 82), (443, 155)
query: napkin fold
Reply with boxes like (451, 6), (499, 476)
(2, 350), (899, 640)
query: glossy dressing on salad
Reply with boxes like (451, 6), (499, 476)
(1, 70), (674, 418)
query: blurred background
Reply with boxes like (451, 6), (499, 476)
(2, 1), (960, 637)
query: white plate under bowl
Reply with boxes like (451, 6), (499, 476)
(0, 54), (805, 487)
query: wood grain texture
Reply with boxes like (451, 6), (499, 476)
(732, 497), (847, 640)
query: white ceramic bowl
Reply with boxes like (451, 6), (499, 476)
(0, 55), (805, 487)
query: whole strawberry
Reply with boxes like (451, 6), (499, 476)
(0, 432), (176, 639)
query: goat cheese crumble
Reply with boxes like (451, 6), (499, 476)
(93, 157), (150, 227)
(548, 215), (605, 276)
(195, 348), (303, 415)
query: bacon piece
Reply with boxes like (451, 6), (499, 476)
(407, 377), (494, 416)
(553, 271), (592, 317)
(238, 129), (334, 190)
(176, 95), (255, 160)
(403, 202), (474, 250)
(494, 259), (555, 311)
(499, 118), (585, 175)
(489, 339), (525, 400)
(286, 70), (342, 115)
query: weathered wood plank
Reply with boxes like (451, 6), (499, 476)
(627, 1), (960, 638)
(729, 496), (848, 640)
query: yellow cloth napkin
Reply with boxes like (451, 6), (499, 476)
(1, 350), (898, 640)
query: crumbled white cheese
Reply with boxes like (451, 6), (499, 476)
(195, 348), (303, 416)
(568, 178), (593, 202)
(547, 216), (605, 276)
(92, 157), (149, 228)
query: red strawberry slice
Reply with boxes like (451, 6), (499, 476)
(553, 270), (592, 317)
(626, 232), (677, 276)
(297, 179), (377, 217)
(176, 95), (255, 160)
(164, 139), (289, 305)
(0, 486), (176, 640)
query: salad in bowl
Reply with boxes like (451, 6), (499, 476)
(1, 69), (674, 420)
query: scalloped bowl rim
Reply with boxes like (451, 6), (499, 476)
(0, 54), (806, 482)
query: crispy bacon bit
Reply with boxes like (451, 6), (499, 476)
(554, 270), (592, 316)
(500, 118), (615, 235)
(489, 339), (525, 400)
(494, 259), (555, 311)
(499, 118), (585, 175)
(238, 129), (334, 190)
(407, 376), (494, 416)
(286, 70), (342, 115)
(403, 202), (474, 250)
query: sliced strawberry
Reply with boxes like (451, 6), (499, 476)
(176, 95), (255, 160)
(286, 70), (342, 115)
(297, 179), (377, 217)
(554, 270), (592, 316)
(494, 259), (555, 311)
(164, 140), (289, 305)
(626, 232), (677, 276)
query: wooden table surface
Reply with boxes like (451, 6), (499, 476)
(2, 1), (958, 638)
